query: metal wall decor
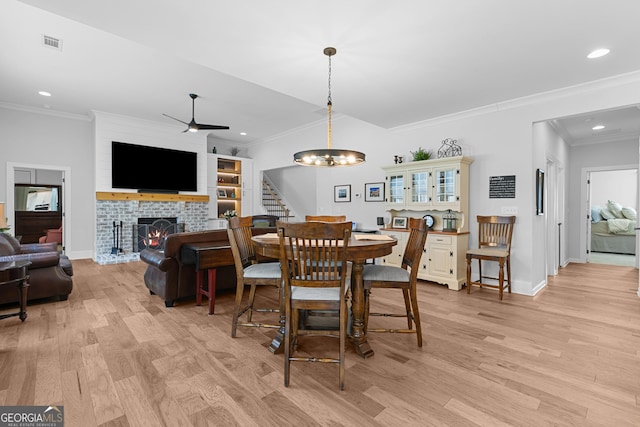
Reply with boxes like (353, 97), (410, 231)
(437, 138), (462, 158)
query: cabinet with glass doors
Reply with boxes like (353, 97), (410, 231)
(380, 156), (473, 290)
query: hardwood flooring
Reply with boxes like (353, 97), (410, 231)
(0, 260), (639, 426)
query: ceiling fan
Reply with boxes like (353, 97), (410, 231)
(163, 93), (229, 133)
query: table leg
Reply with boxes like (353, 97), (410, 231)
(350, 261), (374, 358)
(18, 278), (28, 322)
(268, 276), (286, 354)
(207, 268), (216, 315)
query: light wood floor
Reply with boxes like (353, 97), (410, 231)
(1, 260), (639, 426)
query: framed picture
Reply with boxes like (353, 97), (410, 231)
(334, 184), (351, 202)
(392, 216), (407, 229)
(364, 182), (385, 202)
(217, 189), (227, 198)
(536, 168), (544, 215)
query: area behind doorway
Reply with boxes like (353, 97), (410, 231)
(588, 168), (638, 267)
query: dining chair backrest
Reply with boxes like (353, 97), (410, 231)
(476, 215), (515, 251)
(402, 217), (429, 273)
(227, 216), (257, 268)
(304, 215), (347, 223)
(277, 220), (351, 285)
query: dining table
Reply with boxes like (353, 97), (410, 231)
(251, 232), (396, 358)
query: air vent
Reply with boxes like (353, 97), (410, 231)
(42, 35), (62, 51)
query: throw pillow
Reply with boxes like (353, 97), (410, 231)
(591, 205), (603, 223)
(622, 206), (637, 220)
(608, 200), (624, 218)
(600, 207), (616, 220)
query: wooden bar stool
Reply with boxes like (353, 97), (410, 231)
(466, 215), (516, 300)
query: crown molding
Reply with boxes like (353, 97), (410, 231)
(391, 70), (640, 134)
(0, 102), (91, 121)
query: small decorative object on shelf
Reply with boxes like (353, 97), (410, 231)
(394, 155), (404, 164)
(437, 138), (462, 158)
(230, 147), (239, 156)
(223, 210), (238, 220)
(410, 147), (433, 161)
(443, 209), (458, 232)
(212, 146), (217, 153)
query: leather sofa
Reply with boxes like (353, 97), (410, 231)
(140, 227), (275, 308)
(0, 233), (73, 304)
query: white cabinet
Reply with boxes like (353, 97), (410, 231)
(418, 232), (469, 290)
(380, 156), (473, 291)
(383, 156), (472, 217)
(379, 229), (406, 266)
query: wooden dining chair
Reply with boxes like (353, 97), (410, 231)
(304, 215), (346, 222)
(227, 216), (282, 337)
(466, 215), (516, 300)
(362, 217), (428, 347)
(277, 220), (351, 390)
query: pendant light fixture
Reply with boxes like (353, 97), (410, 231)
(294, 47), (365, 167)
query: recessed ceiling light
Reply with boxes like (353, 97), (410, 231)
(587, 48), (610, 59)
(38, 91), (51, 97)
(240, 132), (247, 136)
(592, 125), (605, 130)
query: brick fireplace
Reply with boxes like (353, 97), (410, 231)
(95, 192), (209, 264)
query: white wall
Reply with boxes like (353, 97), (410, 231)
(0, 107), (94, 259)
(590, 169), (637, 208)
(248, 72), (640, 296)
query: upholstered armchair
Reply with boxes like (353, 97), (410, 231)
(39, 226), (62, 244)
(0, 233), (73, 304)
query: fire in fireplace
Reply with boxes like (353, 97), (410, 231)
(134, 217), (184, 252)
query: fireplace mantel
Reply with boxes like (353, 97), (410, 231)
(96, 192), (209, 202)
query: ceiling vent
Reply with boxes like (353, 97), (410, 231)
(42, 35), (62, 51)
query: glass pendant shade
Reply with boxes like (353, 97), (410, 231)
(294, 47), (365, 167)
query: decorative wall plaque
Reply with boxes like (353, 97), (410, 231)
(437, 138), (462, 158)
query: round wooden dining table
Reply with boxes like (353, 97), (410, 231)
(251, 232), (396, 358)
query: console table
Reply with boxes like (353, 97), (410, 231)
(181, 243), (235, 315)
(0, 260), (30, 322)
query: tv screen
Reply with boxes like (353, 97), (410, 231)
(111, 141), (198, 192)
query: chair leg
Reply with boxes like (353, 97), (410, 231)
(363, 288), (371, 333)
(410, 284), (422, 347)
(466, 256), (472, 294)
(247, 284), (257, 322)
(498, 257), (505, 300)
(284, 305), (292, 387)
(478, 259), (483, 287)
(506, 257), (511, 294)
(231, 282), (244, 338)
(339, 299), (346, 391)
(402, 288), (412, 330)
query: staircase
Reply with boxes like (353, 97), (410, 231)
(261, 178), (295, 221)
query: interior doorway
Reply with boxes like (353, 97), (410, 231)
(5, 162), (71, 254)
(586, 167), (638, 267)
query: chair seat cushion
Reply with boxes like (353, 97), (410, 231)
(362, 264), (410, 282)
(291, 286), (340, 301)
(244, 262), (281, 278)
(466, 248), (509, 258)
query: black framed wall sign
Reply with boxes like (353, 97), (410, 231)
(536, 168), (544, 215)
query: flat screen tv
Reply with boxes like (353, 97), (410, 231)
(111, 141), (198, 192)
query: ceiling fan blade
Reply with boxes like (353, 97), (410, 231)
(162, 113), (188, 126)
(197, 124), (230, 130)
